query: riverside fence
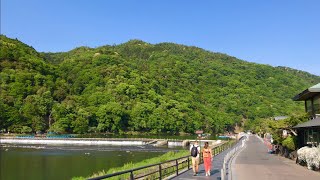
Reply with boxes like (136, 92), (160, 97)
(88, 141), (235, 180)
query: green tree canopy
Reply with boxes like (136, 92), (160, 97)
(1, 35), (319, 134)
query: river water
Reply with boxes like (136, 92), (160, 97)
(0, 144), (182, 180)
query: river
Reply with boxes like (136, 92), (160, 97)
(0, 144), (182, 180)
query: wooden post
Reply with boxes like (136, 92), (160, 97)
(130, 171), (134, 180)
(311, 98), (315, 118)
(305, 100), (307, 113)
(159, 164), (162, 180)
(176, 159), (179, 176)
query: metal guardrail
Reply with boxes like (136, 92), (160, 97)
(221, 135), (248, 180)
(88, 141), (235, 180)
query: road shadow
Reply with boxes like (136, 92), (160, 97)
(210, 169), (220, 175)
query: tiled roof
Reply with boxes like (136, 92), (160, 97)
(309, 83), (320, 92)
(293, 117), (320, 128)
(293, 83), (320, 101)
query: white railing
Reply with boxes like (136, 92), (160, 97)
(221, 135), (249, 180)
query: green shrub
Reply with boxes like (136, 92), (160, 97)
(282, 136), (297, 151)
(8, 125), (22, 133)
(21, 126), (32, 134)
(271, 132), (283, 145)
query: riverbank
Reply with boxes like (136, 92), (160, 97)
(0, 132), (201, 140)
(0, 137), (146, 146)
(0, 137), (221, 147)
(72, 150), (190, 180)
(74, 140), (230, 180)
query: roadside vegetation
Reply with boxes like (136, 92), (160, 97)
(244, 113), (309, 150)
(72, 150), (189, 180)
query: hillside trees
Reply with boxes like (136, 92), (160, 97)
(1, 35), (320, 134)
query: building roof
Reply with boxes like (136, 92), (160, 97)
(293, 117), (320, 128)
(195, 130), (203, 134)
(293, 83), (320, 101)
(273, 116), (288, 121)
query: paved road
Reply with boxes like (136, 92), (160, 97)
(172, 142), (242, 180)
(171, 149), (225, 180)
(232, 135), (320, 180)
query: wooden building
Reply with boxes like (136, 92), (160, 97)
(293, 83), (320, 147)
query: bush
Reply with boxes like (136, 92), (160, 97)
(271, 132), (283, 145)
(297, 146), (320, 170)
(88, 126), (97, 133)
(282, 136), (297, 151)
(8, 125), (22, 133)
(21, 126), (32, 134)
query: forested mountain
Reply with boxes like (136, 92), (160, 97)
(1, 35), (319, 134)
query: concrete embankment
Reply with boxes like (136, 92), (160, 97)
(0, 137), (221, 147)
(0, 138), (146, 146)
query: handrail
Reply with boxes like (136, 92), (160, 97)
(88, 155), (191, 180)
(221, 135), (248, 180)
(88, 141), (234, 180)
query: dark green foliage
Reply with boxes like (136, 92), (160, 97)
(282, 136), (297, 151)
(244, 113), (308, 149)
(1, 35), (319, 134)
(1, 35), (56, 132)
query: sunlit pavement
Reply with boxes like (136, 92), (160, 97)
(173, 141), (243, 180)
(232, 135), (320, 180)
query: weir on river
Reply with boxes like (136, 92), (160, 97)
(0, 137), (220, 147)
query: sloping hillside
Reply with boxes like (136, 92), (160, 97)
(1, 35), (319, 134)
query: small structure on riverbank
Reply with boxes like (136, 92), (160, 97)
(273, 116), (289, 121)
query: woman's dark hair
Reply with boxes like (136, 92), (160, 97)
(204, 142), (209, 149)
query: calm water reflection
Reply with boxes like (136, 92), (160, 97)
(0, 145), (179, 180)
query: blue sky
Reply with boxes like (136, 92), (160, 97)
(1, 0), (319, 75)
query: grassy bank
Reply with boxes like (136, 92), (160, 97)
(72, 150), (189, 180)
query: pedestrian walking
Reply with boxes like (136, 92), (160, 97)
(190, 140), (200, 176)
(202, 142), (212, 176)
